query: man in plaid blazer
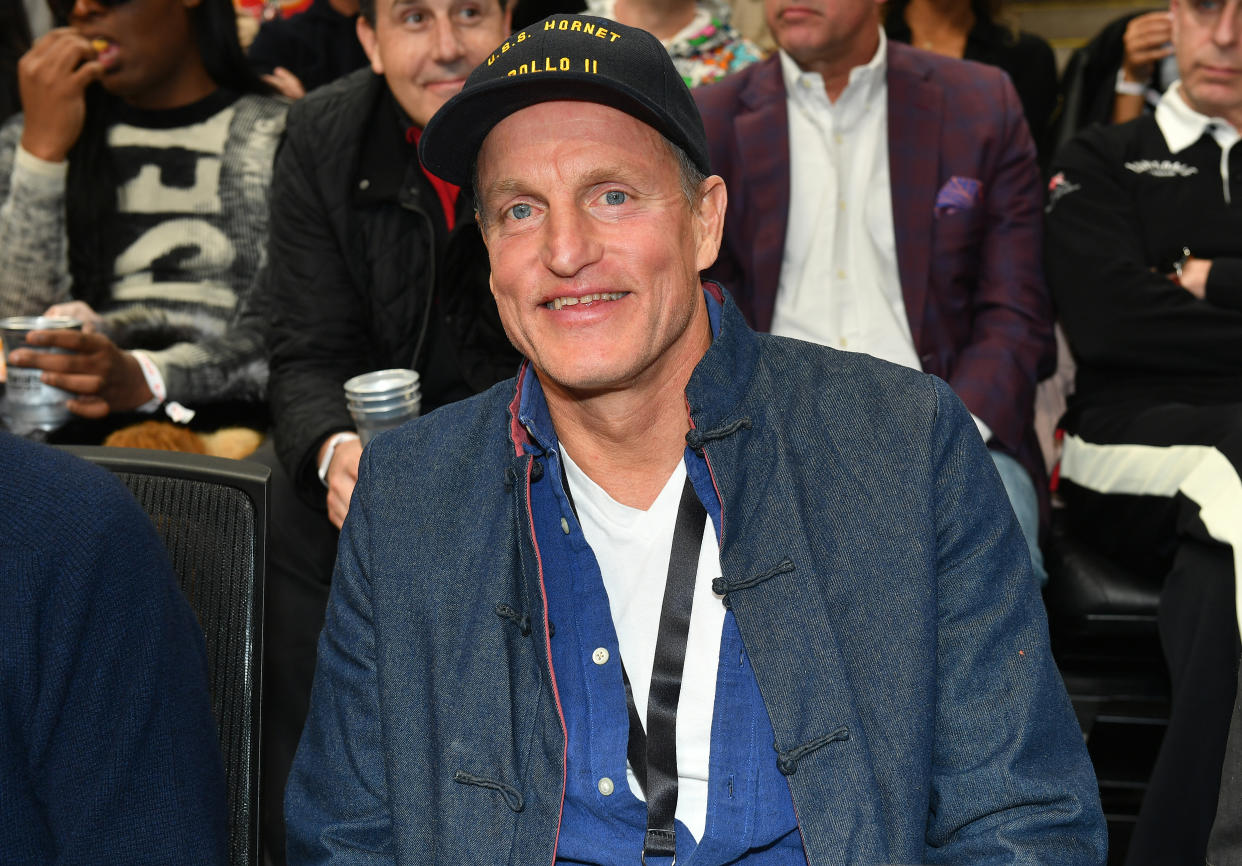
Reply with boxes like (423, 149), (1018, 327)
(695, 0), (1054, 579)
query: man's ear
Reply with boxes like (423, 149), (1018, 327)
(357, 15), (384, 76)
(501, 0), (515, 35)
(693, 175), (728, 274)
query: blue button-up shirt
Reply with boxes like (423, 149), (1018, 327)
(517, 291), (806, 865)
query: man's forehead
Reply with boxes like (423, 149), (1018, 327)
(475, 102), (680, 199)
(478, 99), (664, 161)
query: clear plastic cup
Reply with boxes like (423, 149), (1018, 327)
(1, 316), (83, 435)
(344, 369), (421, 446)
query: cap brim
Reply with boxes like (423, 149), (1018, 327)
(420, 73), (687, 188)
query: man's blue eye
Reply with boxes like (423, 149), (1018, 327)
(510, 203), (532, 219)
(604, 190), (627, 205)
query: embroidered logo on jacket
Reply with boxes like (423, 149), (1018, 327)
(1124, 160), (1199, 177)
(1045, 171), (1081, 213)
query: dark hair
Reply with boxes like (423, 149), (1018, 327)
(66, 0), (273, 308)
(1, 1), (32, 123)
(359, 0), (510, 25)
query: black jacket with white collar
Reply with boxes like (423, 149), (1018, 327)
(1046, 108), (1242, 418)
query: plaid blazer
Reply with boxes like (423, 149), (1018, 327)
(697, 44), (1055, 514)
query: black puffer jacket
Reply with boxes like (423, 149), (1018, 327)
(267, 69), (519, 503)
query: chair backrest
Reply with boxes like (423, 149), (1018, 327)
(60, 445), (270, 866)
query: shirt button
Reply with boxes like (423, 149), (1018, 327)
(592, 647), (609, 665)
(834, 133), (843, 145)
(358, 178), (370, 190)
(598, 777), (615, 796)
(836, 269), (846, 280)
(560, 517), (570, 534)
(838, 200), (847, 211)
(839, 337), (848, 348)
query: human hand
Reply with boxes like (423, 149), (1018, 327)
(1175, 257), (1212, 299)
(44, 300), (103, 333)
(7, 330), (152, 417)
(17, 28), (108, 163)
(322, 436), (362, 529)
(262, 67), (306, 100)
(1121, 11), (1173, 86)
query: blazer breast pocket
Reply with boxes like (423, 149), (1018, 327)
(933, 175), (983, 218)
(933, 176), (985, 259)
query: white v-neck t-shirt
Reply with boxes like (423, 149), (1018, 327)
(560, 447), (727, 842)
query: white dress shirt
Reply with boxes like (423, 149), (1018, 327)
(772, 31), (921, 373)
(773, 33), (992, 442)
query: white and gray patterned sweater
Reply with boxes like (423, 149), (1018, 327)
(0, 91), (287, 407)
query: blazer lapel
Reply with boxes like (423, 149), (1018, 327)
(886, 44), (943, 352)
(733, 57), (791, 333)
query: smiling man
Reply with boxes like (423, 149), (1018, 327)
(285, 15), (1105, 865)
(1045, 0), (1242, 861)
(259, 0), (520, 857)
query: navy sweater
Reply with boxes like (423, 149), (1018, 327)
(0, 434), (227, 863)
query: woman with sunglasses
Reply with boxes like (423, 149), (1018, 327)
(0, 0), (285, 440)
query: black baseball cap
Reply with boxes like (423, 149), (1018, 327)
(419, 14), (710, 187)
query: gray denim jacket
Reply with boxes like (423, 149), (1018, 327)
(287, 287), (1106, 865)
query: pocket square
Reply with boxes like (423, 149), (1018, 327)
(934, 176), (983, 215)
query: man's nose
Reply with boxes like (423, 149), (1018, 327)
(540, 205), (602, 278)
(1214, 0), (1242, 44)
(68, 0), (105, 23)
(430, 17), (466, 63)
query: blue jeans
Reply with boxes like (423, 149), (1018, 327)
(990, 450), (1047, 585)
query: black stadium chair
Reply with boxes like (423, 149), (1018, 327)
(1043, 507), (1169, 863)
(60, 445), (270, 866)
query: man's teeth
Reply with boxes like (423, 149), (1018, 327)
(546, 292), (626, 310)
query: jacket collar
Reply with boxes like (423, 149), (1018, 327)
(352, 82), (447, 216)
(730, 56), (792, 331)
(351, 80), (476, 239)
(886, 41), (942, 346)
(1156, 82), (1242, 154)
(508, 283), (751, 455)
(353, 82), (409, 206)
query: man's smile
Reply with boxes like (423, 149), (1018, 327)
(543, 291), (629, 310)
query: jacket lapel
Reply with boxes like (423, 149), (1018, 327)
(733, 57), (791, 333)
(886, 44), (942, 352)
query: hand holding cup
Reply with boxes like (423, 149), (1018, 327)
(322, 437), (363, 529)
(9, 329), (152, 417)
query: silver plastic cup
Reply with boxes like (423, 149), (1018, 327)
(1, 316), (83, 435)
(344, 368), (421, 446)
